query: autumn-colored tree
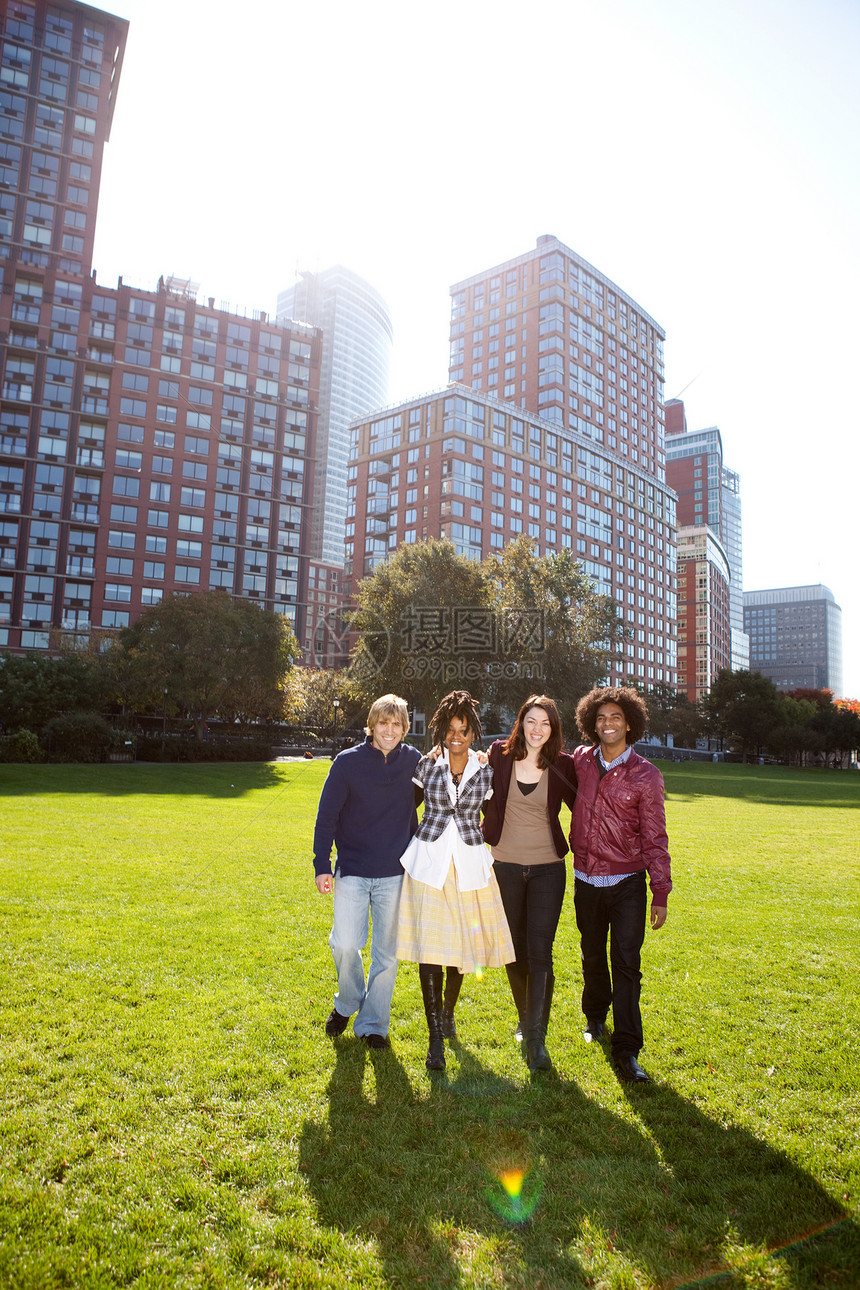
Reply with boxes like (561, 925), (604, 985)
(283, 668), (363, 733)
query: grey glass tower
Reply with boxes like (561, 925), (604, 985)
(276, 267), (392, 567)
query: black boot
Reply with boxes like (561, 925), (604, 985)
(419, 964), (445, 1070)
(441, 967), (463, 1040)
(526, 971), (554, 1072)
(506, 961), (528, 1042)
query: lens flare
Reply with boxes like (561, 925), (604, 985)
(485, 1165), (541, 1224)
(470, 919), (484, 978)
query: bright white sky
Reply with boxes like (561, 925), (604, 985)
(93, 0), (860, 697)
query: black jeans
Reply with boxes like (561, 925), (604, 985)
(574, 871), (647, 1059)
(494, 860), (566, 975)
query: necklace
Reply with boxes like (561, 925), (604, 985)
(450, 770), (463, 786)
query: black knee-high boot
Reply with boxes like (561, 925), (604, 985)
(419, 964), (445, 1070)
(441, 967), (463, 1040)
(526, 971), (554, 1072)
(506, 961), (528, 1041)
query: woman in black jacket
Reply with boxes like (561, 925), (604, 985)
(482, 695), (577, 1071)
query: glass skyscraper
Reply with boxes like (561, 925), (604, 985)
(276, 267), (392, 568)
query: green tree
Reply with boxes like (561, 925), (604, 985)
(349, 538), (491, 723)
(0, 652), (113, 734)
(768, 695), (818, 766)
(112, 592), (298, 736)
(484, 536), (625, 734)
(638, 681), (702, 749)
(700, 669), (782, 761)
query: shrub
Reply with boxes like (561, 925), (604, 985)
(134, 735), (275, 763)
(0, 729), (45, 763)
(42, 712), (119, 763)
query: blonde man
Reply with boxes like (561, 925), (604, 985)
(313, 695), (421, 1048)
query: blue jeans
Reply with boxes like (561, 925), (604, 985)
(329, 872), (403, 1037)
(574, 871), (647, 1059)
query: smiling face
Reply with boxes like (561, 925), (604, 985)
(523, 706), (552, 752)
(444, 716), (474, 760)
(595, 702), (630, 758)
(370, 715), (405, 756)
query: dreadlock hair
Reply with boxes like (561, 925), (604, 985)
(429, 690), (483, 750)
(575, 685), (649, 746)
(502, 694), (564, 768)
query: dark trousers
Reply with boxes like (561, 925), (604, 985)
(494, 860), (566, 975)
(574, 871), (647, 1059)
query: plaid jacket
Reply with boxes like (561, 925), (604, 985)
(413, 753), (493, 847)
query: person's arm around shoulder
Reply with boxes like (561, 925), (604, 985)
(553, 749), (578, 812)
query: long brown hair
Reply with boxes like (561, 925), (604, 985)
(502, 695), (563, 768)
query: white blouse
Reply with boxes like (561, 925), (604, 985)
(400, 749), (495, 892)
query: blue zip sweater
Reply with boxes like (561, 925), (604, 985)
(312, 736), (422, 879)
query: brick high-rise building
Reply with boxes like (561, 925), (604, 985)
(345, 234), (678, 690)
(346, 384), (678, 689)
(674, 526), (732, 702)
(0, 0), (323, 654)
(0, 0), (126, 279)
(664, 398), (748, 674)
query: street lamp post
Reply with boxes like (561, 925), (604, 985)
(162, 687), (168, 752)
(332, 698), (340, 758)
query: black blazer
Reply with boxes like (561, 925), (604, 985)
(481, 739), (577, 858)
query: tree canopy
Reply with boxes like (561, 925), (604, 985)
(0, 652), (114, 734)
(349, 535), (624, 734)
(483, 536), (625, 733)
(112, 591), (298, 735)
(349, 538), (491, 720)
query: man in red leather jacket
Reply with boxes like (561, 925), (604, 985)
(571, 685), (672, 1083)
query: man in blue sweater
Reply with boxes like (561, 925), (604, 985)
(313, 694), (421, 1049)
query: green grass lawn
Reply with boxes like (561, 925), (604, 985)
(0, 759), (858, 1289)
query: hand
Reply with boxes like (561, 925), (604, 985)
(427, 744), (442, 761)
(475, 749), (489, 766)
(316, 873), (333, 895)
(650, 905), (667, 929)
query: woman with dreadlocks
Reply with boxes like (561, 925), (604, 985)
(397, 690), (514, 1070)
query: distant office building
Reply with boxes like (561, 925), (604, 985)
(345, 385), (678, 689)
(665, 399), (749, 674)
(432, 235), (676, 686)
(743, 585), (843, 696)
(0, 0), (324, 655)
(675, 526), (732, 702)
(277, 267), (392, 570)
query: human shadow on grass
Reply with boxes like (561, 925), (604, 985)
(585, 1033), (856, 1286)
(298, 1036), (856, 1288)
(0, 761), (286, 797)
(298, 1039), (605, 1287)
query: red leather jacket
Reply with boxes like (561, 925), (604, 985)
(570, 745), (672, 905)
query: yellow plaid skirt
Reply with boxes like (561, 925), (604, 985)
(397, 862), (515, 972)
